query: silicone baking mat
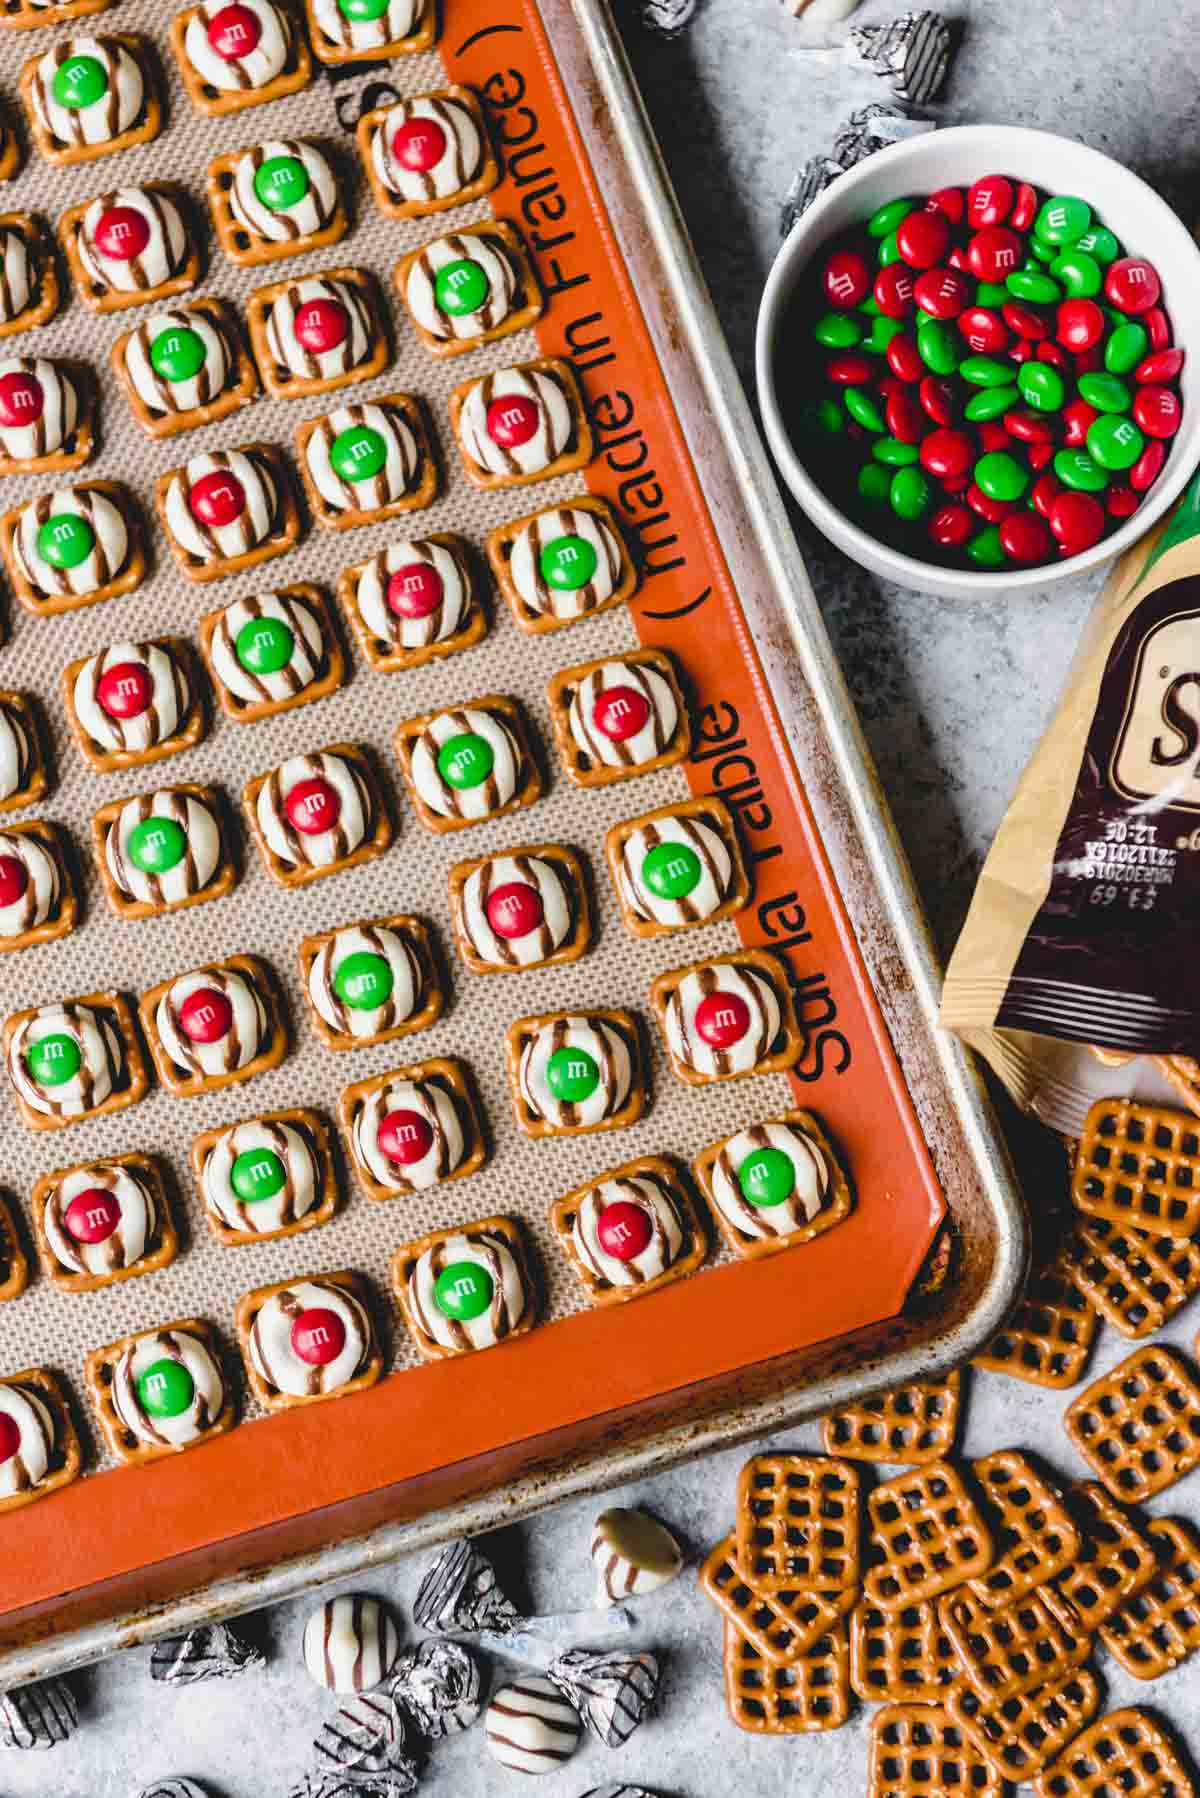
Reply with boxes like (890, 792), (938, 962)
(0, 0), (945, 1636)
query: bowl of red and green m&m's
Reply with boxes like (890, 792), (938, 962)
(756, 126), (1200, 596)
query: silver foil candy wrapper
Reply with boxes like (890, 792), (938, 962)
(291, 1776), (417, 1798)
(413, 1540), (520, 1636)
(848, 10), (954, 105)
(313, 1688), (419, 1786)
(390, 1639), (484, 1740)
(547, 1648), (661, 1749)
(781, 107), (936, 238)
(622, 0), (699, 37)
(138, 1783), (209, 1798)
(580, 1788), (661, 1798)
(150, 1622), (264, 1684)
(0, 1678), (78, 1751)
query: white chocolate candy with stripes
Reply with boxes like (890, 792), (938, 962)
(77, 189), (188, 296)
(519, 1017), (633, 1129)
(371, 96), (483, 205)
(510, 507), (624, 623)
(709, 1120), (832, 1243)
(303, 401), (421, 515)
(72, 641), (188, 757)
(0, 231), (33, 324)
(569, 660), (679, 769)
(353, 1073), (463, 1192)
(154, 966), (267, 1079)
(255, 750), (370, 873)
(458, 365), (572, 479)
(104, 789), (222, 907)
(0, 357), (79, 462)
(302, 1595), (400, 1693)
(590, 1508), (683, 1608)
(459, 853), (571, 969)
(266, 276), (373, 381)
(208, 591), (326, 708)
(43, 1161), (156, 1277)
(15, 487), (127, 600)
(410, 1228), (527, 1353)
(405, 231), (517, 342)
(112, 1327), (225, 1450)
(0, 704), (31, 803)
(0, 1383), (53, 1496)
(312, 0), (422, 48)
(29, 36), (144, 150)
(356, 538), (472, 650)
(409, 706), (522, 823)
(485, 1676), (581, 1774)
(119, 309), (232, 420)
(572, 1175), (685, 1289)
(6, 1000), (122, 1119)
(201, 1117), (319, 1234)
(230, 140), (338, 243)
(0, 828), (59, 937)
(663, 963), (781, 1078)
(163, 449), (280, 565)
(308, 924), (422, 1039)
(183, 0), (292, 92)
(616, 814), (732, 929)
(248, 1278), (370, 1398)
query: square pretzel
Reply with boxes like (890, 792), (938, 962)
(1099, 1517), (1200, 1680)
(171, 0), (313, 115)
(0, 692), (46, 812)
(0, 1369), (80, 1512)
(200, 583), (345, 724)
(339, 1057), (486, 1203)
(391, 1215), (536, 1363)
(295, 392), (439, 531)
(62, 635), (206, 773)
(974, 1239), (1098, 1390)
(247, 266), (391, 400)
(236, 1269), (382, 1412)
(0, 821), (77, 952)
(1065, 1343), (1200, 1502)
(488, 495), (638, 638)
(1069, 1218), (1200, 1338)
(3, 990), (149, 1132)
(735, 1454), (860, 1594)
(938, 1585), (1091, 1703)
(0, 0), (115, 28)
(849, 1599), (959, 1705)
(723, 1620), (850, 1736)
(31, 1151), (176, 1293)
(505, 1007), (645, 1140)
(0, 213), (60, 336)
(863, 1459), (994, 1612)
(298, 913), (443, 1051)
(823, 1371), (963, 1465)
(699, 1534), (856, 1667)
(1055, 1480), (1157, 1632)
(0, 359), (94, 475)
(356, 87), (499, 221)
(91, 783), (237, 921)
(139, 953), (287, 1099)
(550, 1154), (707, 1308)
(304, 0), (435, 62)
(337, 532), (488, 674)
(1073, 1097), (1200, 1241)
(207, 139), (349, 267)
(1034, 1707), (1194, 1798)
(546, 646), (688, 787)
(963, 1450), (1081, 1610)
(1157, 1054), (1200, 1119)
(448, 842), (590, 977)
(21, 33), (162, 165)
(947, 1670), (1101, 1785)
(867, 1704), (1004, 1798)
(85, 1317), (235, 1465)
(0, 1193), (27, 1301)
(397, 220), (543, 359)
(112, 298), (260, 439)
(393, 694), (542, 836)
(693, 1108), (854, 1262)
(449, 356), (594, 491)
(605, 795), (751, 938)
(650, 948), (803, 1088)
(59, 185), (200, 313)
(242, 742), (392, 889)
(192, 1106), (339, 1247)
(2, 481), (145, 614)
(155, 442), (302, 583)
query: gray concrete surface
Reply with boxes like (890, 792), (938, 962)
(13, 1), (1200, 1793)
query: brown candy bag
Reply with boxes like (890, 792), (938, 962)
(941, 479), (1200, 1133)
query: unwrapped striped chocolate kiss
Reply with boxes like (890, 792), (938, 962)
(591, 1507), (684, 1608)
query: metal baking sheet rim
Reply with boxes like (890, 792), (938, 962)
(0, 0), (1028, 1689)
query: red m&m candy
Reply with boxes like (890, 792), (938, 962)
(1056, 299), (1104, 352)
(1010, 182), (1039, 231)
(999, 511), (1053, 564)
(291, 1307), (346, 1366)
(885, 334), (923, 383)
(485, 881), (543, 940)
(294, 299), (348, 353)
(928, 503), (972, 549)
(895, 209), (949, 269)
(967, 175), (1014, 229)
(925, 186), (965, 225)
(695, 991), (751, 1047)
(64, 1186), (120, 1243)
(387, 562), (443, 618)
(391, 117), (447, 172)
(1135, 348), (1184, 383)
(286, 776), (340, 834)
(94, 206), (150, 262)
(1130, 437), (1166, 492)
(208, 2), (262, 57)
(920, 428), (973, 481)
(822, 248), (871, 309)
(97, 661), (151, 719)
(1106, 258), (1161, 315)
(1032, 472), (1065, 518)
(919, 375), (958, 425)
(592, 685), (650, 741)
(377, 1108), (433, 1164)
(1106, 484), (1140, 518)
(958, 307), (1008, 354)
(826, 353), (874, 386)
(1132, 385), (1182, 439)
(0, 855), (27, 907)
(886, 387), (926, 444)
(0, 1413), (20, 1465)
(873, 264), (916, 319)
(486, 394), (539, 447)
(189, 469), (245, 527)
(596, 1201), (653, 1262)
(913, 267), (970, 319)
(0, 370), (42, 427)
(179, 987), (234, 1044)
(1049, 490), (1105, 555)
(967, 226), (1022, 283)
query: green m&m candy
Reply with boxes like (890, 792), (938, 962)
(813, 313), (862, 350)
(964, 386), (1019, 422)
(1050, 250), (1101, 298)
(330, 424), (386, 482)
(975, 282), (1009, 307)
(1087, 415), (1145, 472)
(802, 397), (843, 436)
(877, 232), (902, 267)
(917, 319), (958, 375)
(1075, 225), (1120, 265)
(868, 198), (913, 239)
(434, 258), (489, 318)
(1078, 372), (1131, 414)
(967, 525), (1005, 568)
(25, 1032), (80, 1087)
(540, 535), (597, 591)
(890, 465), (931, 521)
(434, 1261), (493, 1322)
(974, 451), (1028, 503)
(1105, 322), (1149, 374)
(863, 315), (903, 354)
(1029, 236), (1058, 264)
(960, 355), (1012, 388)
(137, 1359), (195, 1419)
(53, 54), (108, 110)
(231, 1147), (286, 1202)
(1035, 195), (1092, 245)
(150, 325), (206, 384)
(254, 154), (309, 213)
(437, 732), (493, 789)
(872, 436), (919, 466)
(1006, 269), (1062, 305)
(844, 388), (884, 432)
(546, 1045), (600, 1103)
(1018, 362), (1066, 412)
(37, 512), (93, 570)
(738, 1147), (795, 1209)
(857, 461), (892, 508)
(127, 816), (187, 874)
(642, 841), (702, 899)
(235, 615), (294, 674)
(1054, 448), (1109, 493)
(333, 950), (393, 1011)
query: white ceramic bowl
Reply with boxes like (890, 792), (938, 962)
(756, 125), (1200, 598)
